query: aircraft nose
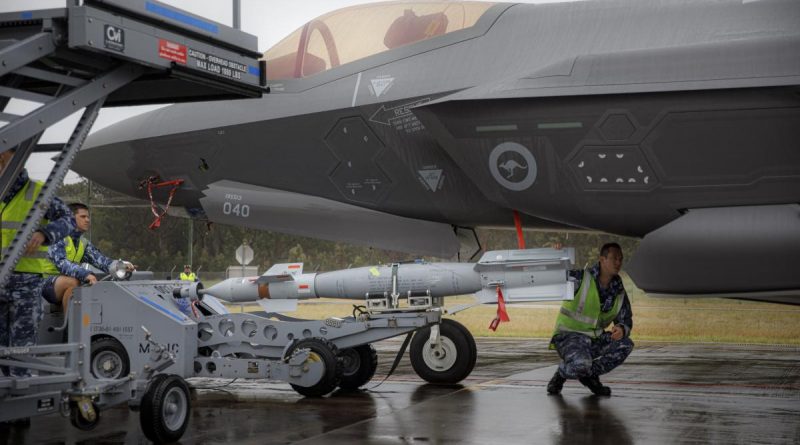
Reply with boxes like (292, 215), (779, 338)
(73, 112), (151, 197)
(74, 103), (225, 205)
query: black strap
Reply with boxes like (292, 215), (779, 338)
(368, 331), (413, 390)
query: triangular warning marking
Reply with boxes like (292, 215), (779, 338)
(419, 169), (443, 191)
(371, 77), (394, 97)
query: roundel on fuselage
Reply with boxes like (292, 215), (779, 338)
(489, 142), (537, 191)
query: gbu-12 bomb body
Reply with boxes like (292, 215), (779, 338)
(202, 248), (575, 307)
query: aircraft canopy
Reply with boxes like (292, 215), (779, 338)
(264, 1), (496, 80)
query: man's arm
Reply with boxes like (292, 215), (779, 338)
(39, 197), (76, 245)
(48, 239), (91, 282)
(613, 289), (634, 338)
(81, 240), (113, 273)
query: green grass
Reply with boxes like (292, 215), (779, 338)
(222, 274), (800, 345)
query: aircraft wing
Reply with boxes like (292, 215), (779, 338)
(199, 180), (460, 258)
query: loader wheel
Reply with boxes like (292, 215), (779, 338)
(338, 344), (378, 390)
(69, 401), (100, 431)
(91, 337), (130, 380)
(286, 338), (341, 397)
(140, 374), (191, 444)
(410, 318), (477, 384)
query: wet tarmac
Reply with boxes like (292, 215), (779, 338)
(2, 338), (799, 444)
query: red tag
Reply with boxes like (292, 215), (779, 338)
(488, 286), (510, 331)
(158, 39), (186, 64)
(288, 265), (301, 269)
(298, 284), (309, 290)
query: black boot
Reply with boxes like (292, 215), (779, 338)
(547, 370), (566, 395)
(579, 375), (611, 396)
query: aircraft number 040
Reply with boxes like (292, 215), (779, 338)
(223, 201), (250, 218)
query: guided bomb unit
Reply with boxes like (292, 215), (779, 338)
(205, 248), (575, 309)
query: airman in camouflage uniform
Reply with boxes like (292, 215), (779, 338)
(547, 242), (634, 396)
(1, 150), (75, 377)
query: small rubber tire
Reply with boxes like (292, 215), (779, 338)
(90, 337), (130, 380)
(410, 318), (477, 384)
(140, 374), (191, 444)
(69, 401), (100, 431)
(286, 338), (341, 397)
(338, 344), (378, 390)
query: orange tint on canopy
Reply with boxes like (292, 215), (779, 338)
(264, 1), (496, 79)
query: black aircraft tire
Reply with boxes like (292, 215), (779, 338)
(287, 338), (342, 397)
(338, 344), (378, 390)
(91, 337), (130, 380)
(410, 318), (477, 384)
(140, 374), (191, 444)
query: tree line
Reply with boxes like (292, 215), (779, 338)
(58, 179), (639, 273)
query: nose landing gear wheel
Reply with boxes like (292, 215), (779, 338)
(286, 338), (342, 397)
(140, 374), (191, 444)
(410, 318), (477, 384)
(338, 344), (378, 390)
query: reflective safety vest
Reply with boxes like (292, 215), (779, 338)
(551, 270), (624, 342)
(180, 272), (196, 281)
(0, 180), (52, 274)
(41, 235), (86, 276)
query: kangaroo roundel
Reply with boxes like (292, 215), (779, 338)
(489, 142), (537, 191)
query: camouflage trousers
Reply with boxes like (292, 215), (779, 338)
(0, 273), (45, 377)
(552, 331), (634, 379)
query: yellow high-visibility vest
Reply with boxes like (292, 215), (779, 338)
(41, 235), (86, 276)
(0, 180), (52, 274)
(180, 272), (196, 281)
(551, 271), (624, 343)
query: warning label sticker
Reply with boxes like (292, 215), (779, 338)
(188, 48), (247, 80)
(158, 39), (186, 64)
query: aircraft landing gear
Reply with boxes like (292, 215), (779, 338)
(338, 344), (378, 390)
(410, 319), (477, 385)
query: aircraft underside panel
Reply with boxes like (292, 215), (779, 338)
(626, 204), (800, 303)
(414, 86), (800, 236)
(199, 180), (460, 258)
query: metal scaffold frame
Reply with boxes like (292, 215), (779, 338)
(0, 1), (265, 439)
(0, 0), (266, 288)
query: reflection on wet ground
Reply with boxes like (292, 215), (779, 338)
(3, 339), (799, 444)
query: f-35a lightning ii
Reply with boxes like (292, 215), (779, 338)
(73, 0), (800, 304)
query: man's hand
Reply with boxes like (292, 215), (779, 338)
(24, 231), (45, 254)
(86, 274), (98, 285)
(611, 325), (624, 341)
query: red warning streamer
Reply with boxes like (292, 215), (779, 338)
(488, 286), (511, 331)
(140, 177), (184, 230)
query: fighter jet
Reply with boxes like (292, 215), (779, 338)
(73, 0), (800, 304)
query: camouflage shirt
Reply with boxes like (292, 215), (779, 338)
(568, 263), (633, 337)
(48, 232), (113, 282)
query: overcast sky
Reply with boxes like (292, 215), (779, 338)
(1, 0), (568, 182)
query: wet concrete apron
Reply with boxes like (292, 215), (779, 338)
(3, 339), (799, 444)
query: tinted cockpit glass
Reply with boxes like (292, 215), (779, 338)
(264, 1), (496, 79)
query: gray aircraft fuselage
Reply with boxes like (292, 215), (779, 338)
(74, 0), (800, 303)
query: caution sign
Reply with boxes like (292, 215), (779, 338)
(158, 39), (187, 64)
(188, 48), (247, 80)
